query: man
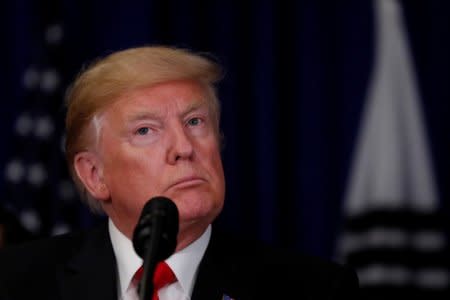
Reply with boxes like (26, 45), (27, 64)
(0, 46), (359, 299)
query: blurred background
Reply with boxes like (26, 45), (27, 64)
(0, 0), (449, 298)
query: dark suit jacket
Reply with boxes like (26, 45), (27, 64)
(0, 222), (359, 299)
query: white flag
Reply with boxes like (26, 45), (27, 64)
(337, 0), (448, 294)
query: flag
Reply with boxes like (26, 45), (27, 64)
(337, 0), (449, 298)
(1, 1), (97, 241)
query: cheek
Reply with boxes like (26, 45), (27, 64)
(201, 144), (225, 199)
(205, 144), (224, 176)
(103, 149), (163, 197)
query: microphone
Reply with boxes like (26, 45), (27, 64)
(132, 196), (179, 300)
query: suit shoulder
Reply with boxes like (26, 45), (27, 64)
(209, 228), (359, 298)
(1, 228), (86, 256)
(0, 222), (115, 299)
(0, 223), (108, 278)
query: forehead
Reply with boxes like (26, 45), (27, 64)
(105, 80), (210, 118)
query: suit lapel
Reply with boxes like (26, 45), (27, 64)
(190, 239), (223, 300)
(57, 223), (117, 300)
(191, 229), (243, 300)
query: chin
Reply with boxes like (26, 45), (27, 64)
(178, 201), (221, 225)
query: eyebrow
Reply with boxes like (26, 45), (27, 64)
(125, 99), (209, 123)
(181, 100), (209, 117)
(126, 111), (161, 123)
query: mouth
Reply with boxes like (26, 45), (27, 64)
(168, 176), (206, 190)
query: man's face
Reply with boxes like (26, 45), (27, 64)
(96, 80), (225, 247)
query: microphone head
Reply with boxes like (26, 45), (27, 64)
(132, 196), (179, 261)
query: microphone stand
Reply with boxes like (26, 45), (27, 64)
(133, 197), (178, 300)
(138, 215), (163, 300)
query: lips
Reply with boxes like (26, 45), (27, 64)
(168, 175), (206, 190)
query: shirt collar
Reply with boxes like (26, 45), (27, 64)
(108, 219), (211, 297)
(109, 219), (142, 296)
(166, 225), (211, 296)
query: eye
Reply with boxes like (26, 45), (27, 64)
(187, 117), (202, 126)
(136, 127), (149, 135)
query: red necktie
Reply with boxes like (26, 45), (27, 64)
(133, 261), (177, 300)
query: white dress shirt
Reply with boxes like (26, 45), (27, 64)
(109, 219), (211, 300)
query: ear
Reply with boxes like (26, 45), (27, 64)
(73, 151), (110, 201)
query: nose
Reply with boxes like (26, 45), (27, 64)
(167, 123), (194, 164)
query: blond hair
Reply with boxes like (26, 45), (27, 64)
(65, 45), (223, 212)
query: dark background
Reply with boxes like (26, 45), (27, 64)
(0, 0), (449, 272)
